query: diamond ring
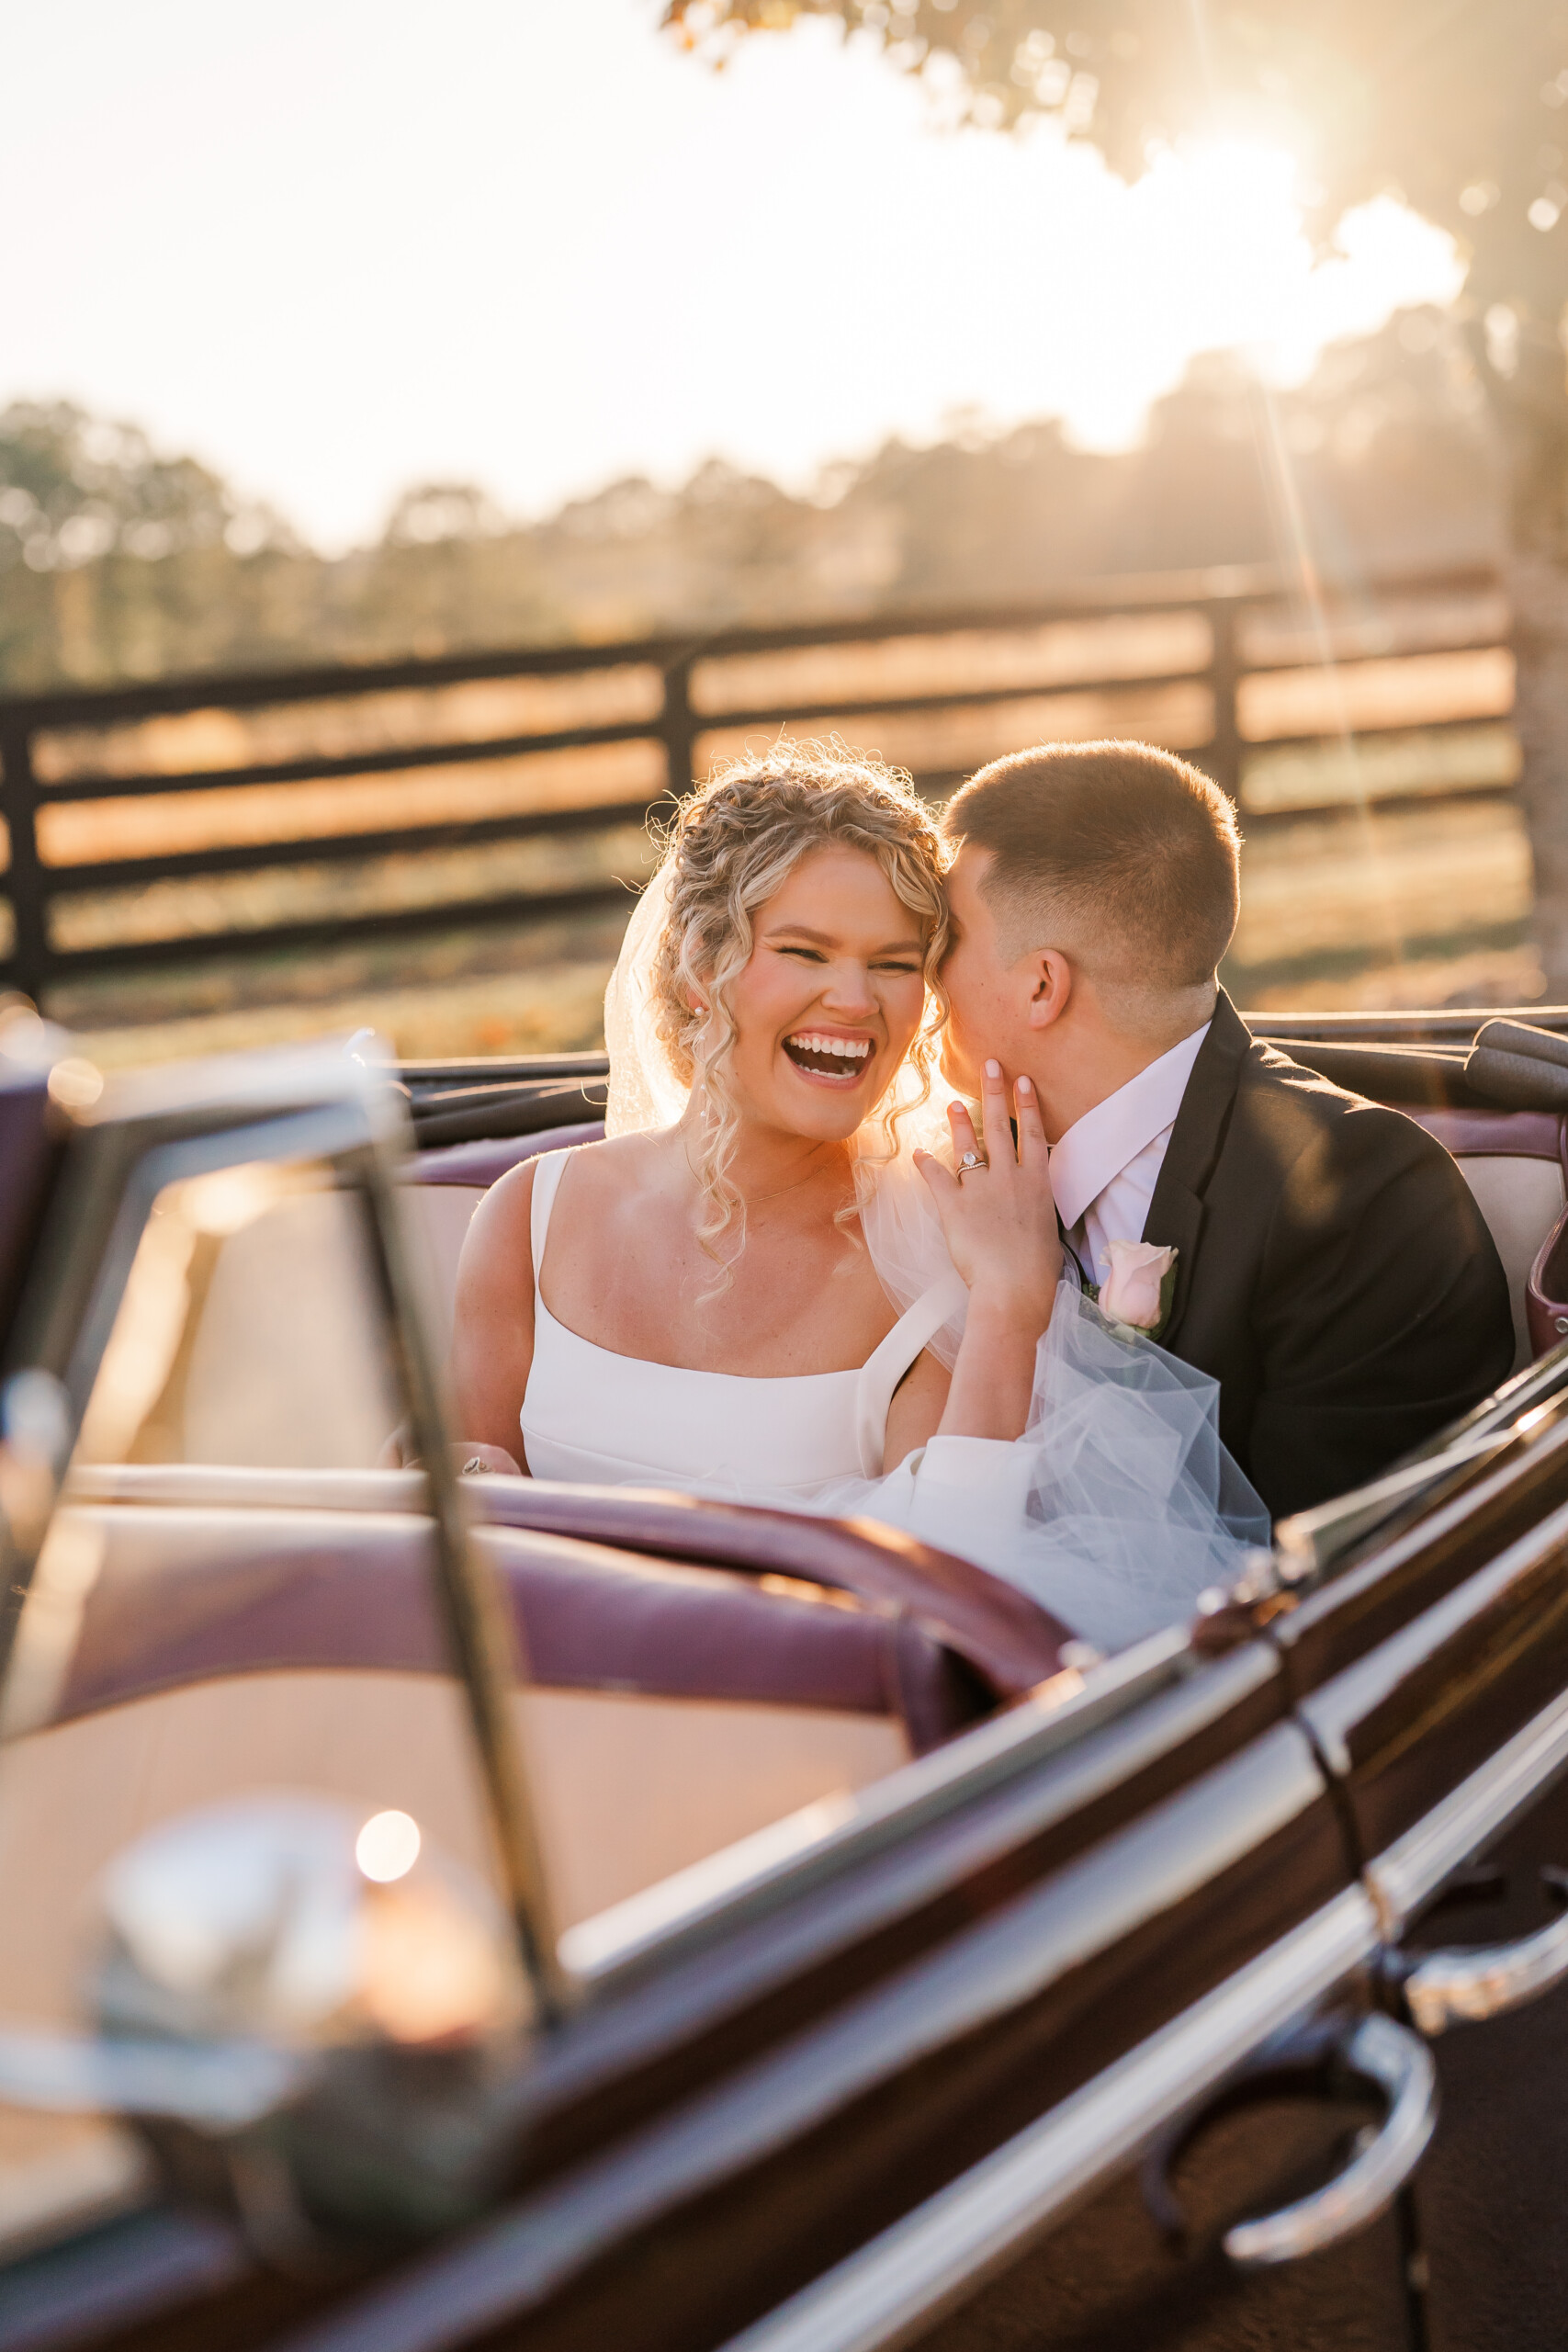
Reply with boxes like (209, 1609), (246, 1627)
(956, 1148), (989, 1176)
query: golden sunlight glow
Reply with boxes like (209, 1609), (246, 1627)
(0, 4), (1472, 547)
(1043, 139), (1464, 450)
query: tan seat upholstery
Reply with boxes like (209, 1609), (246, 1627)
(0, 1669), (903, 2033)
(401, 1181), (484, 1362)
(1409, 1110), (1568, 1373)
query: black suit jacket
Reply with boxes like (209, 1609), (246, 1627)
(1141, 992), (1515, 1522)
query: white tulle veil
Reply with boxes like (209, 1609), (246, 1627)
(602, 856), (1268, 1650)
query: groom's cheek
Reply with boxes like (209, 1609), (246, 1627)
(937, 969), (977, 1086)
(940, 1020), (979, 1091)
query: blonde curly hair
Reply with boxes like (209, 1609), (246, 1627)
(650, 742), (951, 1283)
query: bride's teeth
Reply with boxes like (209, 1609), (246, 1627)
(784, 1031), (874, 1079)
(787, 1034), (870, 1057)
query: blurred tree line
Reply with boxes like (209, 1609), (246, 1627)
(666, 0), (1568, 978)
(0, 307), (1498, 695)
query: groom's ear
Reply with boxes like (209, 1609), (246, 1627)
(1024, 948), (1073, 1031)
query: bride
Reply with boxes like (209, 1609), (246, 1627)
(451, 749), (1267, 1650)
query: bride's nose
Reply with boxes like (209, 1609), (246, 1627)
(820, 960), (876, 1017)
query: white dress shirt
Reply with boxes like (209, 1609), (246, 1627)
(1048, 1023), (1210, 1289)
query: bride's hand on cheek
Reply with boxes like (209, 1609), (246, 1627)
(914, 1061), (1062, 1334)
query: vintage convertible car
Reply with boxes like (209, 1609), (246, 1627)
(5, 1005), (1568, 2352)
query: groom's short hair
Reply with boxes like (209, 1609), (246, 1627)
(942, 740), (1240, 1002)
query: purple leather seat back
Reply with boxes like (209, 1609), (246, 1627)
(466, 1482), (1066, 1702)
(412, 1122), (605, 1187)
(1407, 1107), (1567, 1166)
(53, 1506), (998, 1755)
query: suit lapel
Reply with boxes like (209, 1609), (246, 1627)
(1142, 990), (1250, 1351)
(1146, 1179), (1204, 1346)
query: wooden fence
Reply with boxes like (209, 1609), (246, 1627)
(0, 560), (1516, 1014)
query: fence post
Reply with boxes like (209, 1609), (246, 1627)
(661, 656), (696, 800)
(1206, 599), (1243, 807)
(0, 719), (47, 1008)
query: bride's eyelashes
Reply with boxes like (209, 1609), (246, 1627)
(772, 944), (919, 976)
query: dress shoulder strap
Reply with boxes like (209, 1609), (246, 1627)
(528, 1148), (573, 1290)
(854, 1269), (968, 1476)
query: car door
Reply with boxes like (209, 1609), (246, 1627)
(0, 1037), (1416, 2352)
(3, 1618), (1393, 2351)
(156, 1632), (1408, 2352)
(1268, 1351), (1568, 2352)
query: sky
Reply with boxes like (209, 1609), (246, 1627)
(3, 0), (1467, 552)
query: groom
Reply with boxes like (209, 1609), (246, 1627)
(938, 740), (1515, 1521)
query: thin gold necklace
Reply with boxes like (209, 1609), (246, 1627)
(750, 1160), (841, 1207)
(681, 1137), (846, 1209)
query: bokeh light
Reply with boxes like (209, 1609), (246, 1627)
(355, 1809), (422, 1883)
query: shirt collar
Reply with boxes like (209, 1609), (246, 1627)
(1048, 1022), (1211, 1232)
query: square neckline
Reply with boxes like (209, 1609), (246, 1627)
(521, 1147), (966, 1484)
(528, 1143), (948, 1388)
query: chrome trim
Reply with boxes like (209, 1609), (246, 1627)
(1280, 1408), (1568, 1654)
(62, 1462), (431, 1512)
(1369, 1684), (1568, 1933)
(1300, 1498), (1568, 1780)
(358, 1143), (570, 2023)
(1273, 1426), (1522, 1584)
(710, 1890), (1379, 2352)
(1222, 2013), (1436, 2270)
(82, 1040), (411, 1135)
(1403, 1906), (1568, 2034)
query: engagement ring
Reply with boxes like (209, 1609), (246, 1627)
(957, 1149), (989, 1175)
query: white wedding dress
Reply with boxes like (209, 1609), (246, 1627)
(524, 1149), (968, 1494)
(514, 854), (1269, 1652)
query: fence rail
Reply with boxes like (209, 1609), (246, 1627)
(0, 560), (1514, 1013)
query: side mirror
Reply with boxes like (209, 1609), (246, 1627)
(0, 1794), (531, 2250)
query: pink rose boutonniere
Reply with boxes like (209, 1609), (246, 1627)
(1096, 1239), (1179, 1343)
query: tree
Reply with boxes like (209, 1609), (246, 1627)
(665, 0), (1568, 985)
(0, 401), (293, 571)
